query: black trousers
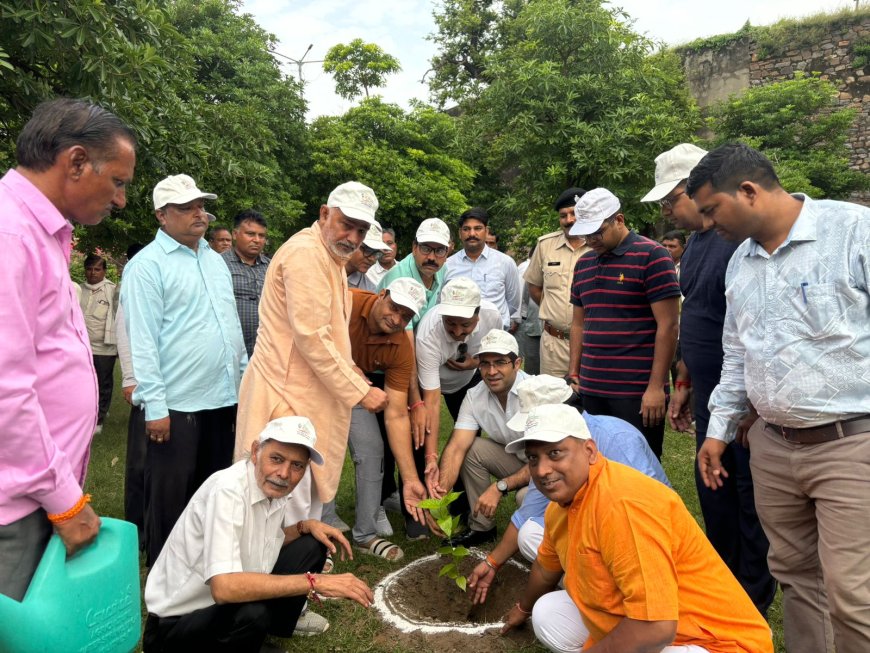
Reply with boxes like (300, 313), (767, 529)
(124, 405), (146, 548)
(134, 405), (237, 566)
(143, 534), (327, 652)
(579, 393), (666, 460)
(92, 354), (116, 423)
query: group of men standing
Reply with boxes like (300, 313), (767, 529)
(1, 96), (869, 653)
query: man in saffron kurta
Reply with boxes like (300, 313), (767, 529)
(234, 182), (388, 520)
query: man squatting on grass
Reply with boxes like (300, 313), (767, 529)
(501, 404), (774, 653)
(143, 416), (372, 652)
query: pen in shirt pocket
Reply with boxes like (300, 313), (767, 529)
(800, 282), (808, 305)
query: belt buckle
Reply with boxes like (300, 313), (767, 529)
(778, 424), (792, 442)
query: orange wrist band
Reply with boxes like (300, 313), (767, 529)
(47, 494), (91, 524)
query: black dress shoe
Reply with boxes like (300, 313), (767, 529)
(444, 527), (497, 547)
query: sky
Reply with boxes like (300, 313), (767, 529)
(242, 0), (856, 120)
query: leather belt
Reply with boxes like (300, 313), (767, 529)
(765, 415), (870, 444)
(543, 321), (570, 340)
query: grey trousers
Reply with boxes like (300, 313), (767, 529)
(0, 509), (52, 600)
(750, 420), (870, 653)
(460, 437), (526, 532)
(323, 406), (385, 544)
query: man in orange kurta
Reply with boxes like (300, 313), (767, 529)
(234, 182), (388, 520)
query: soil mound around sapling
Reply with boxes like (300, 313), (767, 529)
(375, 550), (530, 633)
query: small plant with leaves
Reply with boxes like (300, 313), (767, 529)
(418, 491), (470, 591)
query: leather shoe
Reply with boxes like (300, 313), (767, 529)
(444, 527), (497, 547)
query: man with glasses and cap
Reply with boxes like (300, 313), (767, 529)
(466, 375), (667, 604)
(233, 181), (388, 536)
(122, 173), (248, 566)
(429, 329), (531, 547)
(143, 416), (373, 652)
(320, 277), (431, 562)
(642, 144), (775, 617)
(566, 188), (680, 459)
(345, 222), (392, 292)
(501, 404), (774, 653)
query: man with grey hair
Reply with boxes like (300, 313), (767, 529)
(0, 98), (136, 599)
(121, 173), (247, 566)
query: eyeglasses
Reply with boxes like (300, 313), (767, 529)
(360, 244), (384, 260)
(477, 358), (513, 371)
(418, 243), (448, 257)
(585, 218), (614, 241)
(455, 342), (468, 362)
(658, 190), (685, 210)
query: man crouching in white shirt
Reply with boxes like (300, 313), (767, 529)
(143, 416), (372, 652)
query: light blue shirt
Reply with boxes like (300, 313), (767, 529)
(445, 245), (521, 328)
(121, 229), (248, 421)
(708, 195), (870, 441)
(511, 411), (670, 529)
(378, 252), (445, 331)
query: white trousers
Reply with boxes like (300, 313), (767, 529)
(517, 518), (545, 563)
(532, 591), (709, 653)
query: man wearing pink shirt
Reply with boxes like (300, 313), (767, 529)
(0, 98), (136, 600)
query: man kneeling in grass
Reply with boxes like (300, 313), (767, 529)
(144, 416), (372, 653)
(501, 404), (773, 653)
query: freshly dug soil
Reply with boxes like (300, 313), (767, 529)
(383, 553), (529, 626)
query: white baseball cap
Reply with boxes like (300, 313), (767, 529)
(504, 404), (590, 454)
(386, 277), (427, 316)
(569, 188), (621, 237)
(327, 181), (379, 224)
(257, 416), (324, 465)
(415, 218), (451, 247)
(641, 143), (709, 203)
(206, 212), (217, 223)
(439, 277), (481, 319)
(153, 174), (217, 210)
(505, 375), (574, 431)
(474, 329), (519, 358)
(363, 222), (392, 252)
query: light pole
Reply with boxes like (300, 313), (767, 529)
(270, 44), (323, 83)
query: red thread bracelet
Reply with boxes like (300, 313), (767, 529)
(305, 572), (322, 604)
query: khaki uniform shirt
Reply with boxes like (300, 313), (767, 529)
(523, 231), (590, 332)
(234, 221), (370, 503)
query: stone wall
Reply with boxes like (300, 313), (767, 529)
(676, 14), (870, 199)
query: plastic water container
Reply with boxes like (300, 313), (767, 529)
(0, 517), (141, 652)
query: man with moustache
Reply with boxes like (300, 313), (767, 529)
(445, 207), (521, 332)
(143, 417), (373, 652)
(642, 143), (775, 616)
(524, 188), (590, 377)
(122, 173), (248, 565)
(0, 98), (136, 600)
(502, 405), (774, 653)
(345, 222), (391, 292)
(207, 225), (232, 253)
(222, 209), (270, 358)
(233, 182), (388, 528)
(366, 227), (398, 287)
(691, 143), (870, 653)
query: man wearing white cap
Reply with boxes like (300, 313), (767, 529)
(345, 222), (392, 292)
(144, 416), (373, 652)
(430, 329), (531, 547)
(501, 404), (774, 653)
(365, 227), (398, 287)
(121, 173), (248, 566)
(467, 375), (667, 603)
(320, 278), (430, 561)
(642, 144), (775, 616)
(234, 181), (388, 530)
(566, 187), (680, 459)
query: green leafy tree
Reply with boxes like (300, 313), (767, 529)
(305, 97), (474, 243)
(430, 0), (700, 245)
(323, 39), (401, 101)
(709, 73), (868, 198)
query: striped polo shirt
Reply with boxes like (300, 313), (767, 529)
(570, 231), (680, 399)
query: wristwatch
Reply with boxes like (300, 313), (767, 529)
(496, 479), (509, 496)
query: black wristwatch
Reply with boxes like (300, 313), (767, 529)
(496, 479), (509, 496)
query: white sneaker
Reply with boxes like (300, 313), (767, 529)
(293, 609), (329, 636)
(382, 491), (401, 514)
(376, 506), (393, 537)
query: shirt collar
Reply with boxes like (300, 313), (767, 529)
(225, 247), (267, 266)
(154, 228), (207, 256)
(607, 230), (640, 257)
(746, 193), (813, 258)
(569, 454), (606, 508)
(3, 169), (71, 238)
(245, 460), (291, 512)
(462, 245), (491, 261)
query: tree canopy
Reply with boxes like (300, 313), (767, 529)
(323, 39), (401, 101)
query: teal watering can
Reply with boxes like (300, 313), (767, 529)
(0, 517), (141, 652)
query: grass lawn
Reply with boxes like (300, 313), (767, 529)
(85, 370), (784, 652)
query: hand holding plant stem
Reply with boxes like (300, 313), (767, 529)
(418, 491), (470, 592)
